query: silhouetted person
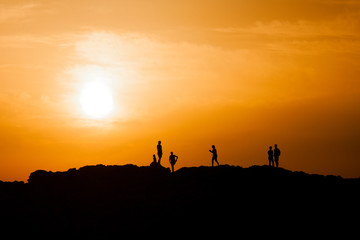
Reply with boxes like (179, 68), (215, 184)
(209, 145), (219, 167)
(157, 141), (163, 165)
(268, 146), (274, 167)
(274, 144), (281, 168)
(169, 152), (178, 173)
(150, 154), (157, 167)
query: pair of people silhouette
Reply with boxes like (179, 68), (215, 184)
(268, 144), (281, 167)
(151, 152), (178, 173)
(152, 141), (220, 173)
(152, 141), (178, 173)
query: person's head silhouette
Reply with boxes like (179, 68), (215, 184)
(269, 146), (272, 150)
(158, 141), (161, 144)
(275, 144), (278, 148)
(170, 152), (173, 155)
(212, 145), (215, 149)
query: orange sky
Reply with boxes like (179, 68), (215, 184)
(1, 0), (360, 181)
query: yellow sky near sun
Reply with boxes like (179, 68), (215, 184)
(1, 0), (360, 181)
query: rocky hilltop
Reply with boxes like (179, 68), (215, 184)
(1, 164), (359, 237)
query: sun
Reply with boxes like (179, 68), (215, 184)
(79, 81), (114, 118)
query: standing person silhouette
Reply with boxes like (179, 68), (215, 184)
(157, 141), (163, 165)
(209, 145), (219, 167)
(274, 144), (281, 168)
(169, 152), (178, 173)
(268, 146), (274, 167)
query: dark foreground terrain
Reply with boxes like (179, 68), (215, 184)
(1, 164), (359, 237)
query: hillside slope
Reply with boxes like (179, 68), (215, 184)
(1, 164), (359, 236)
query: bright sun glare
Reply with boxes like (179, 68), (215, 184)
(79, 82), (114, 118)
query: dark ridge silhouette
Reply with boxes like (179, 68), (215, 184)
(1, 164), (359, 237)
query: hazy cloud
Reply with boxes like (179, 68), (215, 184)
(0, 3), (39, 21)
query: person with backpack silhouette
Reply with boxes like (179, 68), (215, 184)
(268, 146), (274, 167)
(209, 145), (219, 167)
(157, 141), (163, 165)
(274, 144), (281, 168)
(169, 152), (178, 173)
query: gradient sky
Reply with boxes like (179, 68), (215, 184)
(1, 0), (360, 181)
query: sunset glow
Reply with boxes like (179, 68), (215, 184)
(79, 81), (113, 118)
(1, 0), (360, 181)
